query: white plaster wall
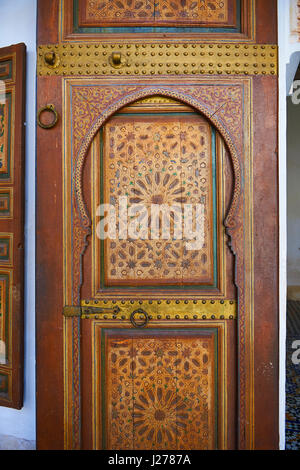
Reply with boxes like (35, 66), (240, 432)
(278, 0), (288, 451)
(0, 0), (36, 442)
(278, 0), (300, 450)
(287, 98), (300, 286)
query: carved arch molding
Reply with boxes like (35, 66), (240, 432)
(64, 78), (252, 449)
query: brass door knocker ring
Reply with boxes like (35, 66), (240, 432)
(37, 104), (59, 129)
(130, 309), (149, 328)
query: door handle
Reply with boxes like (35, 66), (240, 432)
(109, 51), (127, 68)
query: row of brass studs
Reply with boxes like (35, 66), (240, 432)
(83, 299), (235, 305)
(81, 313), (236, 320)
(37, 43), (278, 76)
(80, 298), (237, 320)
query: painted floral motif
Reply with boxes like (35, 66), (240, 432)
(85, 0), (228, 25)
(106, 334), (216, 449)
(0, 103), (6, 172)
(104, 114), (214, 286)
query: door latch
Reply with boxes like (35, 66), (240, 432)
(63, 305), (120, 317)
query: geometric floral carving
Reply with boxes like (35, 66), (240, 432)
(72, 84), (244, 231)
(0, 95), (11, 179)
(67, 79), (250, 449)
(105, 330), (216, 449)
(103, 113), (214, 285)
(83, 0), (229, 26)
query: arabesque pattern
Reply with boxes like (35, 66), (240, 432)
(105, 331), (216, 449)
(84, 0), (229, 25)
(103, 114), (214, 285)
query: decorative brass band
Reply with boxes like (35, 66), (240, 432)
(65, 299), (237, 320)
(37, 43), (277, 77)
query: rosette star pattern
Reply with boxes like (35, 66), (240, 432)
(106, 332), (216, 450)
(103, 113), (215, 286)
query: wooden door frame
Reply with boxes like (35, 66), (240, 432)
(36, 0), (279, 450)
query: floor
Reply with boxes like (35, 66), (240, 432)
(286, 300), (300, 450)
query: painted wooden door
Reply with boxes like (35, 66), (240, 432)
(36, 0), (279, 450)
(0, 43), (26, 410)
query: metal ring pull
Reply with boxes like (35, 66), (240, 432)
(130, 309), (149, 328)
(37, 104), (59, 129)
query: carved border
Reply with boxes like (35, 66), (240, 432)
(60, 0), (256, 41)
(64, 78), (252, 449)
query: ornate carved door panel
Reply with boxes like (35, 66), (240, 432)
(36, 0), (279, 450)
(0, 43), (26, 409)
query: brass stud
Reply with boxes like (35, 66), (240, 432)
(193, 315), (198, 319)
(202, 315), (207, 320)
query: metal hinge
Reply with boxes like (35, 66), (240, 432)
(63, 305), (120, 317)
